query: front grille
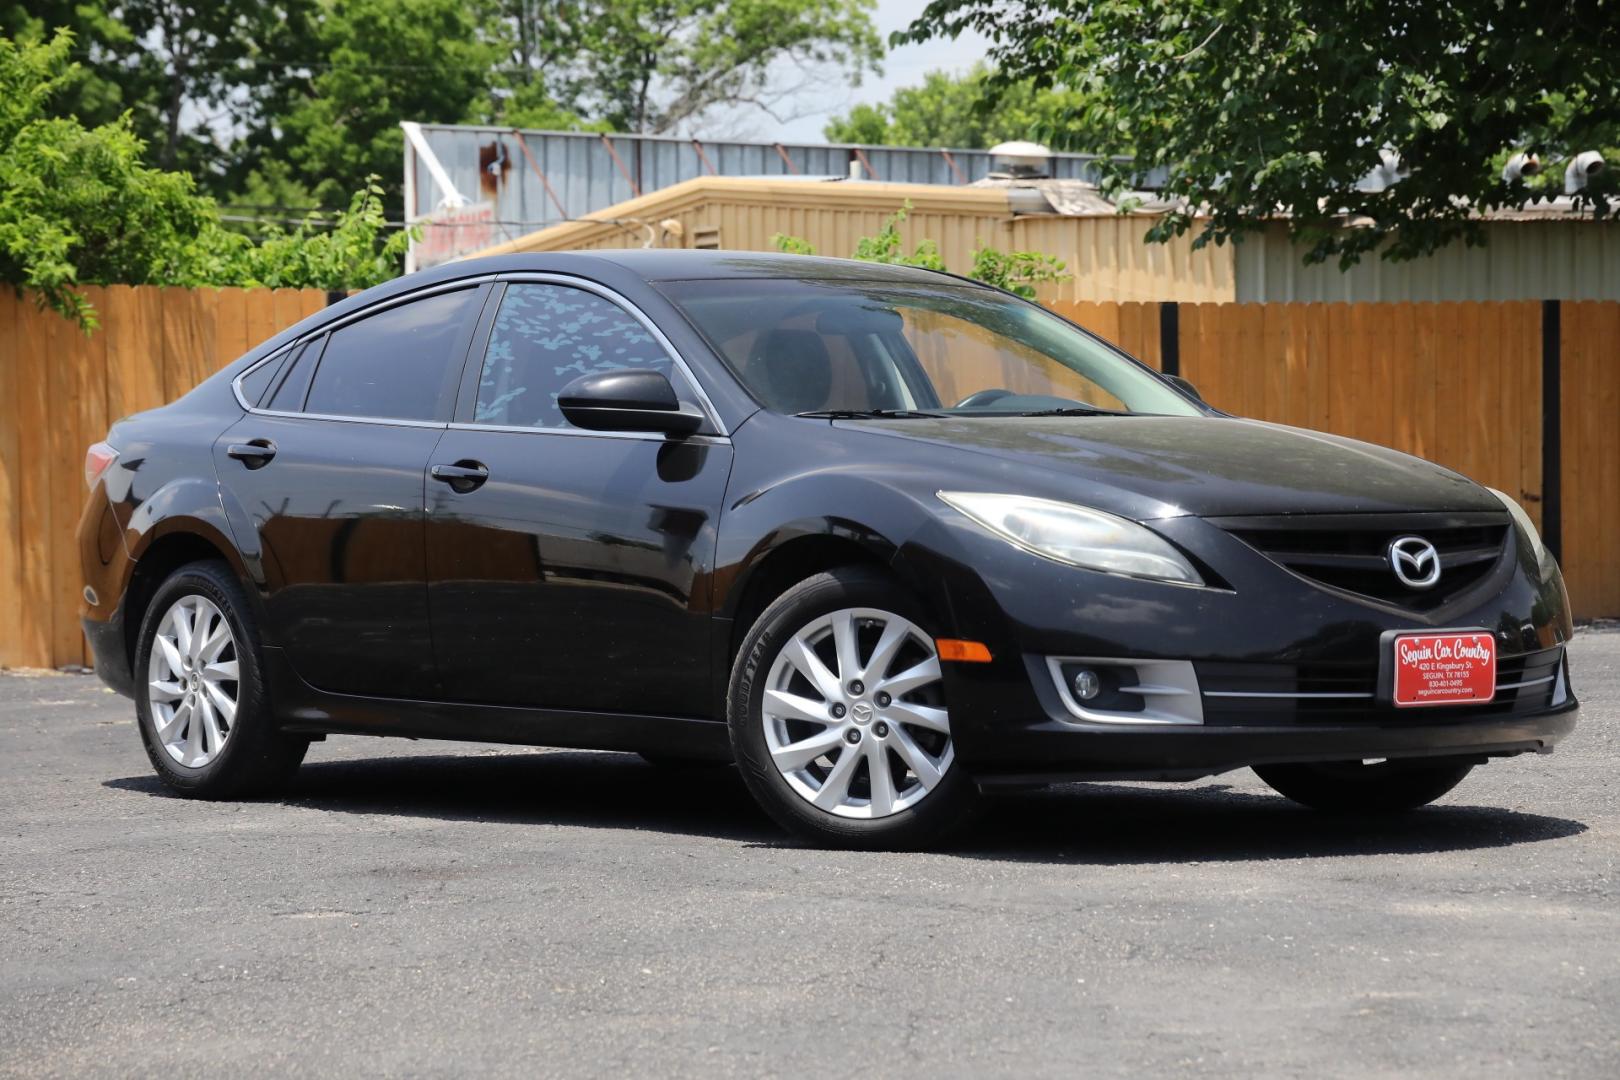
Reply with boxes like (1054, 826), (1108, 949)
(1196, 646), (1562, 726)
(1223, 517), (1511, 610)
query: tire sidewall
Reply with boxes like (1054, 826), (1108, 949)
(133, 561), (289, 796)
(729, 568), (978, 848)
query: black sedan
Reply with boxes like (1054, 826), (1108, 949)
(77, 251), (1579, 848)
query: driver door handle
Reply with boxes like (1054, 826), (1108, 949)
(430, 461), (490, 492)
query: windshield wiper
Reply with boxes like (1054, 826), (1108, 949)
(1010, 406), (1129, 418)
(795, 408), (948, 419)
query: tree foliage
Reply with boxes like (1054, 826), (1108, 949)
(8, 0), (884, 217)
(1, 31), (414, 330)
(271, 0), (498, 213)
(824, 63), (1084, 149)
(570, 0), (882, 134)
(899, 0), (1620, 265)
(772, 202), (1069, 299)
(2, 1), (317, 186)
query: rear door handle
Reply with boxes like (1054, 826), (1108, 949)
(226, 440), (276, 469)
(430, 461), (490, 493)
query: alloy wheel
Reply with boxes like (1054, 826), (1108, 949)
(146, 595), (240, 767)
(762, 607), (953, 819)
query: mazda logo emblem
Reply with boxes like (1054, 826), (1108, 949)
(1388, 535), (1441, 589)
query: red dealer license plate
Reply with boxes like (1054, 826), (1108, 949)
(1390, 632), (1497, 708)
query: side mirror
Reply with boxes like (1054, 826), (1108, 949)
(1166, 374), (1205, 403)
(557, 369), (705, 436)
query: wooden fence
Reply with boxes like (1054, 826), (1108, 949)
(1, 288), (1617, 670)
(0, 287), (329, 670)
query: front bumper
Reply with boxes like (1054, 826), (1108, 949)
(895, 509), (1580, 783)
(961, 699), (1579, 785)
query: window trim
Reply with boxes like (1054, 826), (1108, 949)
(230, 276), (495, 422)
(454, 272), (729, 437)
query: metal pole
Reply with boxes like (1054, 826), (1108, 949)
(600, 134), (642, 197)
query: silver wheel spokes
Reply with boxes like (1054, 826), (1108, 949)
(147, 595), (239, 768)
(763, 607), (952, 820)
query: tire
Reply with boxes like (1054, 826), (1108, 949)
(133, 560), (307, 797)
(728, 567), (979, 849)
(1254, 758), (1475, 813)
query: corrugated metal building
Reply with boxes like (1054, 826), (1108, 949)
(469, 174), (1620, 304)
(405, 123), (1146, 251)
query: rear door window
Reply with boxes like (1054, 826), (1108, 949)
(303, 288), (482, 421)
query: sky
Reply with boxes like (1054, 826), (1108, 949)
(767, 0), (993, 142)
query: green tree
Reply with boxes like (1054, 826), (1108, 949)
(824, 63), (1085, 149)
(2, 31), (415, 329)
(2, 1), (316, 189)
(271, 0), (498, 215)
(0, 30), (232, 326)
(573, 0), (884, 133)
(899, 0), (1620, 266)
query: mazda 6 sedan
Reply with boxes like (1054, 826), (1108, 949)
(77, 251), (1579, 848)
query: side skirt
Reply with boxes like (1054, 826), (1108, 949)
(262, 646), (732, 759)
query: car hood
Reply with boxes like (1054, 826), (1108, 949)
(839, 415), (1502, 519)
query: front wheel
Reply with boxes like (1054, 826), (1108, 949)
(729, 568), (979, 849)
(1254, 758), (1475, 813)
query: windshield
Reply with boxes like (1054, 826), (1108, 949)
(658, 277), (1199, 418)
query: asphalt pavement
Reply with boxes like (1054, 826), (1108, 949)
(2, 630), (1617, 1078)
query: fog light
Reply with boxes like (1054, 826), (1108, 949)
(1072, 669), (1101, 701)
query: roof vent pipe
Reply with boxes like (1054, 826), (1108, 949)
(1502, 152), (1541, 182)
(988, 140), (1053, 180)
(1565, 151), (1605, 193)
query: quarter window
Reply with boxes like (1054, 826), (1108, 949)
(302, 288), (481, 421)
(473, 283), (684, 428)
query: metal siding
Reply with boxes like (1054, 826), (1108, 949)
(411, 124), (1145, 236)
(1235, 222), (1620, 302)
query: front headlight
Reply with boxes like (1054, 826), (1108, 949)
(938, 491), (1203, 586)
(1487, 487), (1550, 567)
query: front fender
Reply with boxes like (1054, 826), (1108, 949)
(715, 458), (988, 641)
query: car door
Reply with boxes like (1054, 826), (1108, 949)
(216, 283), (489, 699)
(424, 277), (733, 717)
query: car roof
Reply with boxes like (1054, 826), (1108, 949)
(226, 250), (975, 378)
(452, 248), (961, 284)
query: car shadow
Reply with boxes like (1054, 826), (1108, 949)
(105, 750), (1586, 862)
(951, 781), (1587, 865)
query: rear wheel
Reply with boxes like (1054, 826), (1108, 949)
(729, 568), (978, 849)
(1254, 758), (1475, 812)
(134, 561), (306, 797)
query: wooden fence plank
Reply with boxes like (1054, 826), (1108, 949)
(1518, 302), (1544, 528)
(103, 286), (166, 423)
(245, 288), (277, 356)
(72, 287), (110, 665)
(272, 288), (308, 340)
(14, 300), (54, 666)
(0, 292), (22, 666)
(214, 287), (251, 374)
